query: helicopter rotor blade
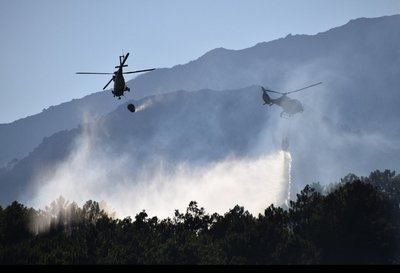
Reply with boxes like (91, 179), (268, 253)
(123, 68), (156, 74)
(120, 52), (130, 66)
(285, 82), (323, 94)
(266, 89), (285, 94)
(261, 86), (285, 94)
(76, 72), (114, 75)
(103, 78), (113, 90)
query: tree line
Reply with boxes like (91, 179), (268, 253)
(0, 169), (400, 264)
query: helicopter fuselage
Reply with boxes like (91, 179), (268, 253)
(263, 92), (303, 117)
(112, 68), (129, 99)
(272, 95), (303, 116)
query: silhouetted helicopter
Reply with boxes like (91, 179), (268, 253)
(76, 53), (155, 112)
(261, 82), (322, 117)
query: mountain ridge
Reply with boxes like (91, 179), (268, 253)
(2, 15), (398, 167)
(0, 14), (399, 203)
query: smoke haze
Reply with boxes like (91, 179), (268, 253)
(29, 121), (289, 219)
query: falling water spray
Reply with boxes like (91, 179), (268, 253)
(280, 133), (292, 206)
(283, 151), (292, 206)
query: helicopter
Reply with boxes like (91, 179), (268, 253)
(261, 82), (322, 117)
(76, 53), (155, 112)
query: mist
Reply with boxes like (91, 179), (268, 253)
(24, 73), (400, 223)
(28, 119), (290, 219)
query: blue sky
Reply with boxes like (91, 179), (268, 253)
(0, 0), (399, 123)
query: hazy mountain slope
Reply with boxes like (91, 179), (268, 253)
(1, 15), (399, 168)
(0, 87), (271, 205)
(1, 83), (398, 207)
(129, 16), (399, 91)
(0, 91), (123, 166)
(1, 15), (400, 206)
(128, 15), (400, 135)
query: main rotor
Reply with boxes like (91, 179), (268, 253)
(76, 52), (155, 90)
(116, 53), (129, 70)
(262, 82), (323, 96)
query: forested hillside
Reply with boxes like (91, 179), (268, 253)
(1, 169), (399, 264)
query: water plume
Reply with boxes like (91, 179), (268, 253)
(283, 151), (292, 206)
(134, 99), (153, 112)
(28, 123), (290, 221)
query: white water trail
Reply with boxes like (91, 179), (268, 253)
(29, 141), (290, 220)
(134, 99), (153, 112)
(283, 151), (292, 206)
(27, 118), (292, 232)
